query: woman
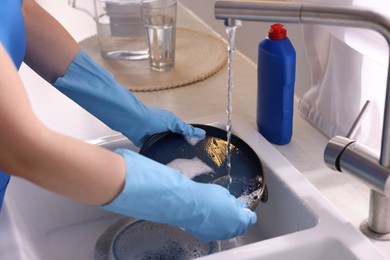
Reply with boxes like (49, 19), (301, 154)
(0, 0), (256, 243)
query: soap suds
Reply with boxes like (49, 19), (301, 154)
(167, 157), (214, 179)
(184, 136), (203, 146)
(238, 189), (261, 207)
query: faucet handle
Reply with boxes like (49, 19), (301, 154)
(324, 135), (390, 197)
(324, 100), (371, 171)
(346, 100), (371, 139)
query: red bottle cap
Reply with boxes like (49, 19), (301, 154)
(268, 23), (287, 40)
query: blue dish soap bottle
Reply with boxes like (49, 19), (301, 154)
(257, 23), (296, 145)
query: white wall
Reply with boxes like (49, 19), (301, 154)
(180, 0), (312, 99)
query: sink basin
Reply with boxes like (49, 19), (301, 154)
(0, 113), (386, 259)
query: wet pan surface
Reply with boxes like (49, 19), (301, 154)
(140, 124), (266, 210)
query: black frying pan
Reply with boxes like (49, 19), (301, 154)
(139, 124), (267, 210)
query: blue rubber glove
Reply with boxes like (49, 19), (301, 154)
(53, 50), (204, 146)
(100, 149), (257, 243)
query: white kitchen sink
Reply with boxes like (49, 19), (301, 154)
(0, 113), (386, 259)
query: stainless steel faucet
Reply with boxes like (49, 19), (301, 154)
(214, 0), (390, 240)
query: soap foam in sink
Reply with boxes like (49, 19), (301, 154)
(108, 220), (216, 260)
(167, 157), (214, 179)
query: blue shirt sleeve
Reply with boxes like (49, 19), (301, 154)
(0, 0), (26, 69)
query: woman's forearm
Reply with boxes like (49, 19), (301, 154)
(22, 0), (80, 83)
(19, 128), (126, 206)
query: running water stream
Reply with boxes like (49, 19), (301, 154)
(225, 20), (262, 212)
(225, 21), (241, 190)
(217, 21), (245, 251)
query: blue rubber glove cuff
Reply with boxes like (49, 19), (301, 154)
(53, 50), (205, 146)
(100, 149), (257, 243)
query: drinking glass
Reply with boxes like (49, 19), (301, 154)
(140, 0), (177, 71)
